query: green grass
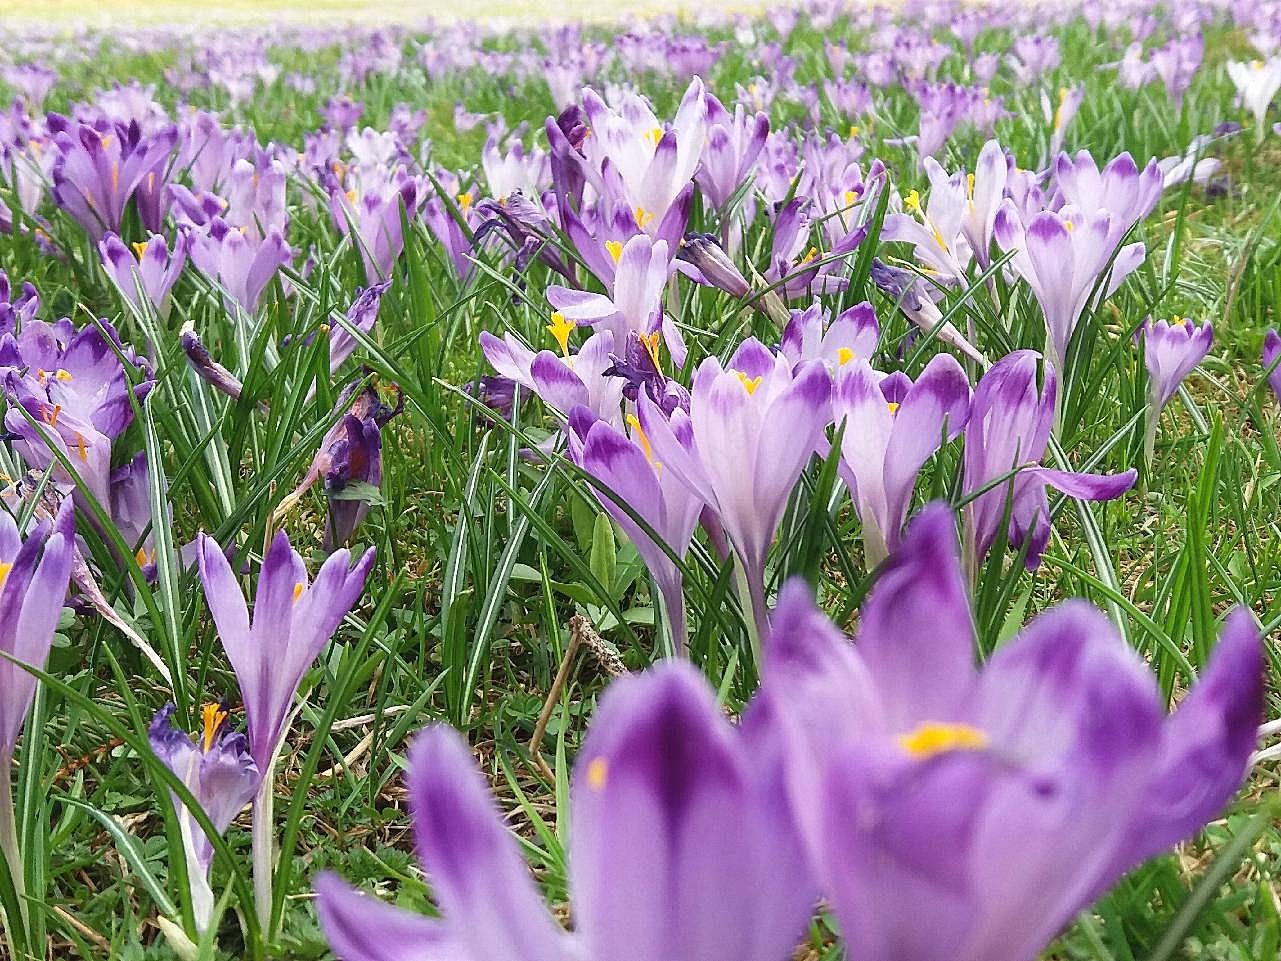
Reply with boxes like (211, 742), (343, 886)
(0, 7), (1279, 961)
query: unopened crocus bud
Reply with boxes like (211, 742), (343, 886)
(677, 233), (751, 298)
(180, 322), (247, 403)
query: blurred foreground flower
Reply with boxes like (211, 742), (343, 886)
(316, 662), (814, 961)
(756, 503), (1262, 961)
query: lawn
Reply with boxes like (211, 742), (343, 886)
(0, 2), (1279, 960)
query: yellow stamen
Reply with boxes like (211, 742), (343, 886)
(799, 246), (818, 264)
(1064, 220), (1074, 233)
(1053, 87), (1070, 132)
(625, 414), (660, 469)
(36, 368), (47, 383)
(0, 562), (12, 593)
(837, 347), (855, 366)
(457, 192), (472, 211)
(843, 189), (857, 206)
(201, 702), (229, 753)
(75, 432), (88, 462)
(966, 172), (975, 202)
(111, 161), (119, 195)
(1170, 315), (1187, 326)
(736, 371), (763, 395)
(586, 756), (609, 790)
(56, 369), (72, 382)
(897, 722), (988, 759)
(904, 189), (921, 213)
(931, 225), (947, 251)
(886, 401), (900, 415)
(135, 547), (149, 566)
(849, 124), (860, 138)
(547, 312), (576, 357)
(605, 240), (623, 263)
(634, 206), (654, 229)
(42, 404), (62, 427)
(346, 189), (358, 204)
(292, 582), (304, 603)
(645, 127), (663, 147)
(639, 330), (663, 373)
(131, 241), (148, 259)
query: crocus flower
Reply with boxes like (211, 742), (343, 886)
(330, 176), (417, 283)
(568, 406), (704, 650)
(1052, 150), (1163, 238)
(883, 163), (972, 284)
(3, 317), (153, 510)
(1045, 86), (1085, 158)
(195, 530), (374, 772)
(187, 217), (292, 315)
(546, 235), (679, 364)
(480, 327), (625, 429)
(696, 92), (770, 210)
(316, 661), (815, 961)
(755, 502), (1261, 961)
(148, 704), (259, 932)
(779, 302), (880, 371)
(961, 140), (1009, 268)
(1227, 58), (1281, 143)
(1263, 329), (1281, 406)
(46, 116), (177, 240)
(0, 498), (74, 760)
(993, 202), (1145, 374)
(329, 280), (391, 373)
(99, 231), (188, 318)
(581, 77), (707, 232)
(962, 350), (1136, 569)
(834, 354), (970, 565)
(1136, 316), (1212, 468)
(638, 338), (831, 647)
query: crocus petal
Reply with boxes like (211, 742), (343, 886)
(407, 726), (569, 961)
(315, 873), (464, 961)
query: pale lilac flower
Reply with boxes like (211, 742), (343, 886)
(98, 231), (188, 318)
(756, 502), (1262, 961)
(317, 662), (815, 961)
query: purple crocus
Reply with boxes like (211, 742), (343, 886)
(637, 338), (831, 648)
(148, 703), (259, 931)
(568, 406), (704, 651)
(316, 661), (815, 961)
(834, 354), (970, 566)
(1264, 328), (1281, 405)
(99, 231), (188, 318)
(46, 115), (177, 240)
(546, 234), (679, 364)
(993, 202), (1145, 374)
(1053, 150), (1163, 236)
(962, 350), (1136, 570)
(0, 497), (73, 910)
(779, 302), (880, 371)
(480, 327), (624, 429)
(0, 498), (74, 760)
(195, 530), (374, 772)
(330, 176), (417, 283)
(187, 218), (292, 315)
(696, 91), (769, 210)
(754, 503), (1261, 961)
(3, 316), (154, 510)
(1137, 316), (1212, 467)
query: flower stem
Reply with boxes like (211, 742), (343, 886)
(251, 766), (275, 946)
(0, 753), (27, 947)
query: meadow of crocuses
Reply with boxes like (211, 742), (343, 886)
(1, 0), (1281, 958)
